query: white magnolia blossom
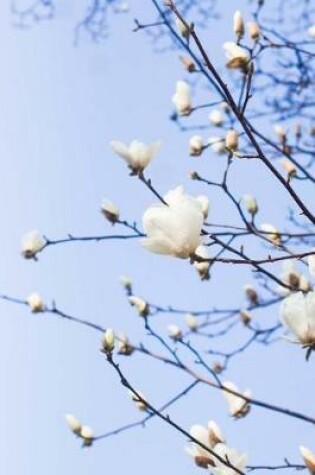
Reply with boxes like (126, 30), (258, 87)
(260, 223), (281, 245)
(209, 110), (224, 127)
(21, 231), (46, 259)
(308, 251), (315, 278)
(65, 414), (82, 435)
(189, 135), (204, 156)
(81, 426), (94, 446)
(225, 129), (239, 151)
(128, 296), (149, 317)
(110, 139), (160, 174)
(102, 328), (115, 353)
(276, 261), (310, 296)
(167, 324), (183, 341)
(212, 443), (248, 475)
(129, 389), (148, 411)
(142, 186), (203, 259)
(175, 17), (190, 38)
(233, 11), (245, 38)
(117, 333), (134, 356)
(242, 194), (258, 216)
(244, 284), (259, 304)
(194, 245), (211, 280)
(308, 25), (315, 38)
(185, 313), (198, 331)
(247, 21), (260, 40)
(300, 446), (315, 474)
(209, 137), (226, 154)
(223, 42), (249, 69)
(196, 195), (209, 220)
(172, 80), (192, 115)
(101, 199), (120, 223)
(280, 291), (315, 347)
(222, 381), (251, 418)
(27, 292), (45, 313)
(186, 421), (225, 468)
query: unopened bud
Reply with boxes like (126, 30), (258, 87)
(242, 194), (258, 216)
(244, 284), (259, 305)
(129, 390), (148, 411)
(185, 313), (198, 331)
(179, 55), (196, 72)
(27, 292), (45, 313)
(261, 223), (281, 246)
(81, 426), (94, 447)
(280, 159), (297, 178)
(117, 333), (134, 356)
(209, 110), (223, 127)
(65, 414), (82, 435)
(102, 328), (115, 353)
(240, 310), (252, 325)
(233, 11), (245, 38)
(168, 324), (183, 341)
(213, 362), (223, 374)
(189, 171), (200, 180)
(300, 446), (315, 474)
(189, 135), (204, 156)
(128, 296), (149, 317)
(175, 17), (190, 39)
(225, 129), (239, 151)
(247, 21), (260, 40)
(120, 276), (133, 293)
(101, 199), (120, 224)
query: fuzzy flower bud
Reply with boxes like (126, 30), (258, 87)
(233, 11), (245, 38)
(81, 426), (94, 447)
(120, 276), (133, 293)
(185, 313), (198, 331)
(209, 110), (224, 127)
(102, 328), (115, 354)
(167, 324), (183, 341)
(179, 55), (196, 72)
(194, 245), (211, 281)
(65, 414), (82, 435)
(244, 284), (259, 305)
(300, 446), (315, 474)
(225, 129), (239, 151)
(261, 223), (281, 246)
(172, 80), (191, 116)
(189, 135), (204, 156)
(117, 333), (134, 356)
(248, 21), (260, 40)
(21, 231), (46, 259)
(280, 159), (297, 178)
(128, 296), (149, 317)
(101, 199), (120, 223)
(242, 194), (258, 216)
(240, 310), (252, 325)
(175, 17), (190, 39)
(129, 390), (148, 411)
(27, 292), (45, 313)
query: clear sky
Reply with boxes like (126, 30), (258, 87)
(0, 1), (314, 474)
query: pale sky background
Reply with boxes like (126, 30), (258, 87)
(0, 1), (314, 474)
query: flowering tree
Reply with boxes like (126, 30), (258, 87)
(4, 0), (315, 474)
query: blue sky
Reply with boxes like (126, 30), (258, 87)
(0, 1), (314, 474)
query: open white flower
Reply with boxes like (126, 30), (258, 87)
(194, 245), (211, 280)
(212, 443), (248, 475)
(172, 80), (192, 115)
(142, 186), (203, 259)
(21, 231), (46, 259)
(110, 140), (160, 174)
(300, 446), (315, 474)
(223, 42), (249, 69)
(27, 293), (45, 313)
(280, 291), (315, 347)
(222, 381), (251, 418)
(186, 421), (225, 468)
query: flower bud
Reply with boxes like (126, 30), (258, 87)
(168, 324), (183, 341)
(117, 333), (134, 356)
(225, 129), (239, 151)
(175, 17), (190, 39)
(189, 135), (204, 156)
(274, 124), (287, 142)
(247, 21), (260, 40)
(196, 195), (209, 220)
(128, 296), (149, 317)
(242, 194), (258, 216)
(129, 390), (148, 411)
(27, 292), (45, 313)
(261, 223), (281, 245)
(102, 328), (115, 353)
(280, 159), (297, 178)
(244, 284), (258, 305)
(209, 110), (223, 127)
(212, 362), (223, 374)
(179, 55), (196, 72)
(80, 426), (94, 447)
(209, 137), (226, 154)
(65, 414), (82, 435)
(300, 446), (315, 474)
(120, 276), (133, 293)
(189, 171), (200, 180)
(185, 313), (198, 331)
(172, 80), (191, 116)
(233, 11), (245, 38)
(240, 310), (251, 325)
(194, 245), (211, 280)
(101, 199), (120, 224)
(21, 231), (46, 259)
